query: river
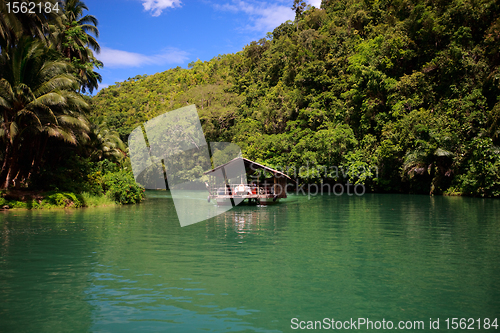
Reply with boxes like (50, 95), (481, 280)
(1, 192), (499, 332)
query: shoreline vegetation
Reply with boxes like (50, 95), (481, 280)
(1, 0), (500, 209)
(0, 190), (116, 210)
(0, 160), (145, 210)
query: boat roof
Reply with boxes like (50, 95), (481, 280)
(203, 157), (293, 180)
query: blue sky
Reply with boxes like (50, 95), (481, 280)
(85, 0), (321, 92)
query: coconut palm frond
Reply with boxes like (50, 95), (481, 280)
(35, 74), (78, 96)
(0, 79), (15, 101)
(78, 15), (98, 29)
(85, 34), (100, 53)
(60, 90), (89, 111)
(33, 91), (66, 106)
(16, 108), (43, 124)
(76, 115), (91, 132)
(402, 148), (430, 177)
(57, 114), (89, 129)
(9, 121), (18, 142)
(38, 61), (74, 81)
(403, 149), (426, 169)
(0, 96), (11, 109)
(15, 83), (36, 103)
(45, 125), (77, 144)
(31, 102), (59, 125)
(86, 122), (127, 162)
(79, 22), (99, 37)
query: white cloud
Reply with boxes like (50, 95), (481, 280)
(214, 0), (322, 32)
(215, 0), (295, 32)
(142, 0), (182, 17)
(98, 47), (189, 68)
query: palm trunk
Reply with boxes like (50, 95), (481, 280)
(1, 153), (18, 190)
(0, 145), (10, 184)
(0, 137), (20, 190)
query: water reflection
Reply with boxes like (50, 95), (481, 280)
(205, 204), (289, 243)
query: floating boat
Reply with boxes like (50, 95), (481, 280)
(203, 157), (292, 207)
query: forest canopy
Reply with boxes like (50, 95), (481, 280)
(92, 0), (500, 197)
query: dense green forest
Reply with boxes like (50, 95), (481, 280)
(93, 0), (500, 197)
(0, 0), (144, 208)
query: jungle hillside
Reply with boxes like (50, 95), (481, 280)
(93, 0), (500, 197)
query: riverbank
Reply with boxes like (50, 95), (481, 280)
(0, 164), (147, 211)
(0, 190), (119, 210)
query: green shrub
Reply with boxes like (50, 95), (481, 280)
(9, 201), (28, 209)
(102, 170), (145, 204)
(85, 170), (104, 195)
(45, 192), (83, 208)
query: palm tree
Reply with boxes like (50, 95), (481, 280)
(0, 37), (89, 189)
(86, 122), (127, 162)
(50, 0), (102, 93)
(402, 139), (454, 194)
(60, 0), (100, 53)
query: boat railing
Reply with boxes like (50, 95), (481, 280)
(209, 184), (274, 196)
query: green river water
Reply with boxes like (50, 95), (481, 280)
(1, 192), (499, 332)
